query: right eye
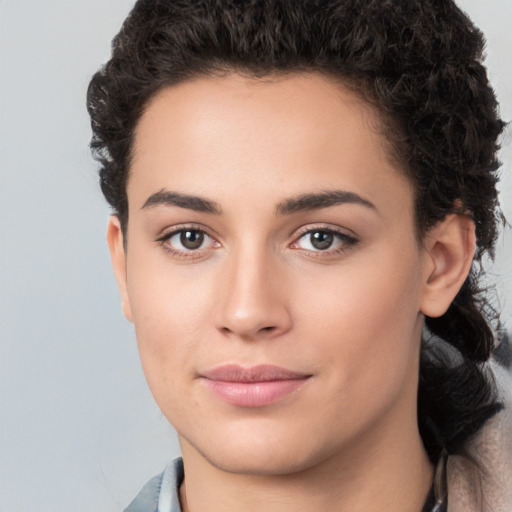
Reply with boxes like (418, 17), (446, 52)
(157, 227), (220, 259)
(171, 229), (208, 250)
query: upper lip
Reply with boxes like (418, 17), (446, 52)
(201, 364), (311, 382)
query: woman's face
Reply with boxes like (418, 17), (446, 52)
(115, 73), (432, 475)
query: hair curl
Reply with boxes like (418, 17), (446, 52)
(87, 0), (506, 462)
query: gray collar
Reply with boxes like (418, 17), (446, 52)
(123, 458), (184, 512)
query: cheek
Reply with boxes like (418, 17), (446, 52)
(126, 252), (214, 391)
(298, 243), (424, 394)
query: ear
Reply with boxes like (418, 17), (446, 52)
(420, 214), (476, 318)
(106, 216), (133, 322)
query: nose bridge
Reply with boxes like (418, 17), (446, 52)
(216, 241), (291, 339)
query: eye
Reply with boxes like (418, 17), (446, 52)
(303, 231), (336, 250)
(292, 228), (357, 254)
(157, 226), (220, 258)
(172, 229), (207, 250)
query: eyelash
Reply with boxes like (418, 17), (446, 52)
(156, 224), (358, 260)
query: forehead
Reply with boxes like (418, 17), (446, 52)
(133, 72), (383, 165)
(128, 72), (412, 217)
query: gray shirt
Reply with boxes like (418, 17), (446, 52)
(123, 457), (441, 512)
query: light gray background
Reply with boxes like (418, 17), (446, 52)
(0, 1), (511, 510)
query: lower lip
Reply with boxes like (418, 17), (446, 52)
(202, 378), (309, 407)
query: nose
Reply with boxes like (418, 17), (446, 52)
(215, 249), (292, 341)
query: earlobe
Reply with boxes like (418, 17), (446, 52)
(420, 214), (476, 318)
(106, 216), (133, 323)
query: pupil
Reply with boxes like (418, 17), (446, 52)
(180, 230), (204, 250)
(311, 231), (333, 250)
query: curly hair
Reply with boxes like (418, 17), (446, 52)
(87, 0), (505, 463)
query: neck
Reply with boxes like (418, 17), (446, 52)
(178, 415), (433, 512)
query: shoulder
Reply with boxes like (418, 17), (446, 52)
(447, 349), (512, 512)
(123, 458), (184, 512)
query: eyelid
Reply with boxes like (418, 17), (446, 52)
(292, 223), (357, 240)
(156, 223), (214, 240)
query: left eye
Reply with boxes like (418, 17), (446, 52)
(294, 230), (352, 251)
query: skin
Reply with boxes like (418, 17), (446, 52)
(108, 73), (476, 512)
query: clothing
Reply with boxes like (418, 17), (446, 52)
(444, 360), (512, 512)
(124, 458), (442, 512)
(124, 458), (183, 512)
(123, 360), (512, 512)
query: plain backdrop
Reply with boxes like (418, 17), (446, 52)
(0, 1), (511, 511)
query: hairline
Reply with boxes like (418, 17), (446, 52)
(119, 67), (419, 244)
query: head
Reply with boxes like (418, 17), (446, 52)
(88, 0), (504, 469)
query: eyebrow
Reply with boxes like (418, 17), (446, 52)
(141, 189), (222, 214)
(141, 188), (377, 216)
(275, 190), (377, 215)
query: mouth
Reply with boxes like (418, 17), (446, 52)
(200, 364), (312, 407)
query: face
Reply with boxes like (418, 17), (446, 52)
(112, 73), (433, 475)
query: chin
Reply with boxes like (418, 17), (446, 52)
(201, 445), (322, 477)
(180, 420), (337, 477)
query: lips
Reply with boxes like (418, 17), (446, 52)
(200, 364), (311, 407)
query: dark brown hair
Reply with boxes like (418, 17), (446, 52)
(87, 0), (505, 462)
